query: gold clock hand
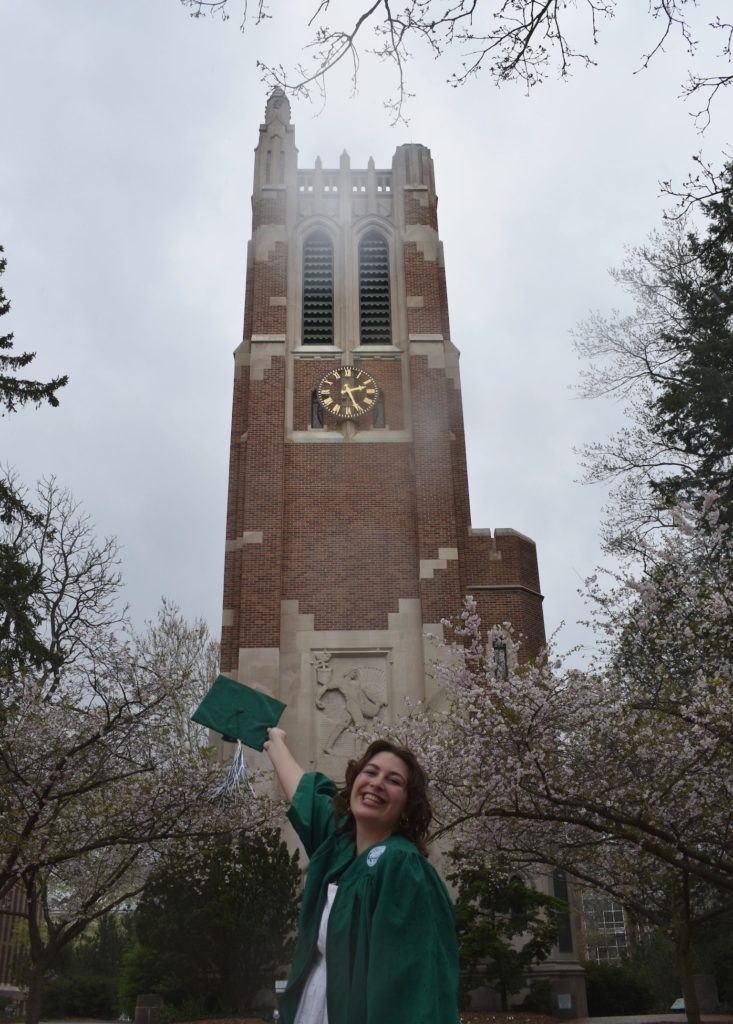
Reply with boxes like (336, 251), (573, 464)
(342, 383), (366, 403)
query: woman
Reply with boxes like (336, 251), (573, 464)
(264, 728), (459, 1024)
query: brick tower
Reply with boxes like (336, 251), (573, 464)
(220, 91), (588, 1016)
(221, 88), (545, 772)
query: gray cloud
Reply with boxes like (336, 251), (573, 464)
(2, 1), (731, 661)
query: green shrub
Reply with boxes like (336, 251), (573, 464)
(523, 979), (554, 1014)
(583, 960), (655, 1015)
(41, 971), (118, 1018)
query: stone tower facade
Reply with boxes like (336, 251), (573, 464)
(221, 89), (545, 773)
(219, 90), (588, 1017)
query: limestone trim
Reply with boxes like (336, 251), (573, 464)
(409, 340), (447, 372)
(406, 296), (424, 308)
(252, 334), (287, 342)
(269, 296), (287, 306)
(226, 530), (264, 550)
(293, 345), (344, 357)
(243, 342), (285, 380)
(494, 527), (538, 545)
(233, 647), (281, 695)
(352, 429), (410, 443)
(352, 344), (402, 358)
(468, 583), (545, 600)
(253, 224), (288, 262)
(277, 597), (427, 773)
(421, 620), (453, 710)
(404, 223), (439, 262)
(289, 428), (411, 444)
(468, 525), (538, 545)
(387, 597), (423, 632)
(419, 546), (459, 579)
(443, 339), (461, 389)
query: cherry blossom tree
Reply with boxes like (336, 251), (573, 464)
(380, 497), (732, 1024)
(0, 478), (271, 1024)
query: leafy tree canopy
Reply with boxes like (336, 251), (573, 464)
(0, 246), (68, 679)
(121, 829), (301, 1015)
(447, 853), (562, 1010)
(38, 914), (134, 1020)
(0, 247), (68, 420)
(575, 160), (733, 545)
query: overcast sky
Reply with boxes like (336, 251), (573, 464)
(2, 1), (731, 662)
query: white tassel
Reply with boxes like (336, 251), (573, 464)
(212, 740), (256, 803)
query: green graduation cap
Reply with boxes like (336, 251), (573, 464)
(192, 674), (286, 751)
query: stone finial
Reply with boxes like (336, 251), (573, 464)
(265, 87), (291, 126)
(368, 157), (375, 170)
(315, 156), (322, 169)
(340, 149), (350, 169)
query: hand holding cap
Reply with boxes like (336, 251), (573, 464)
(191, 674), (286, 751)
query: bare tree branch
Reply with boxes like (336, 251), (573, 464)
(182, 0), (733, 124)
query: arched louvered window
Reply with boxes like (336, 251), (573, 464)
(359, 231), (391, 345)
(302, 231), (334, 345)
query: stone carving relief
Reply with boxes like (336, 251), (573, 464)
(313, 651), (388, 755)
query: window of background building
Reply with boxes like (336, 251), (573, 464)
(581, 892), (630, 964)
(553, 870), (574, 954)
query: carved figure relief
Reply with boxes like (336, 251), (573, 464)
(313, 651), (388, 755)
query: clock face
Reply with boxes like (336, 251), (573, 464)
(316, 365), (380, 420)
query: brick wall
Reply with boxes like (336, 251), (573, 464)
(281, 442), (420, 631)
(251, 241), (287, 336)
(252, 193), (286, 229)
(404, 243), (444, 336)
(404, 192), (438, 230)
(221, 135), (547, 669)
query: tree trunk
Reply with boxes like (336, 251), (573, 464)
(499, 981), (509, 1012)
(676, 930), (701, 1024)
(24, 962), (45, 1024)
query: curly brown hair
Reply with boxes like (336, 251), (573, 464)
(332, 739), (433, 856)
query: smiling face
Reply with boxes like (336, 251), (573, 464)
(350, 750), (409, 840)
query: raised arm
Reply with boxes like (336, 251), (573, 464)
(263, 727), (304, 804)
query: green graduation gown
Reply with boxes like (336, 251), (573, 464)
(280, 772), (459, 1024)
